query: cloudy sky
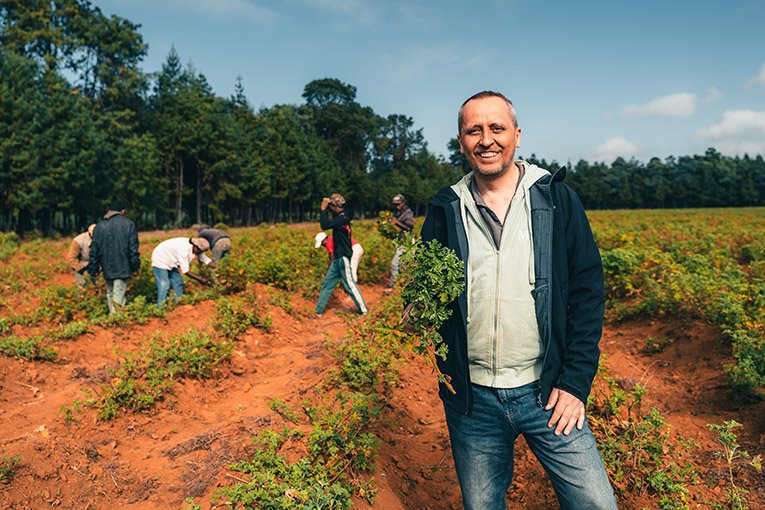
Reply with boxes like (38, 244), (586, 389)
(97, 0), (765, 165)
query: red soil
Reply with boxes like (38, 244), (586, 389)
(1, 279), (763, 509)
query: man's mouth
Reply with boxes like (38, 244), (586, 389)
(477, 151), (499, 159)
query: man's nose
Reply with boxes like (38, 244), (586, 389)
(479, 130), (494, 147)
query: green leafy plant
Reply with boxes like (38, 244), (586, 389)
(376, 210), (399, 242)
(53, 320), (91, 340)
(0, 455), (21, 484)
(397, 237), (464, 393)
(219, 393), (379, 509)
(589, 372), (699, 508)
(91, 331), (234, 420)
(707, 420), (761, 509)
(213, 296), (271, 340)
(0, 335), (57, 361)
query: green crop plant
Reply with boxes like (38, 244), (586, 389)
(0, 335), (57, 361)
(90, 330), (234, 420)
(707, 420), (761, 510)
(376, 210), (399, 242)
(0, 455), (21, 484)
(396, 237), (464, 394)
(589, 372), (699, 508)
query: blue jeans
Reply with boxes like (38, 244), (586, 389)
(315, 256), (368, 315)
(444, 381), (617, 510)
(153, 267), (184, 306)
(105, 278), (128, 314)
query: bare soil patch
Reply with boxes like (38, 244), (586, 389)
(1, 283), (763, 509)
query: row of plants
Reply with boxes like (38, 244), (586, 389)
(202, 296), (409, 509)
(593, 208), (765, 400)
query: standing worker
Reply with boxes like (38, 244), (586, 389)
(87, 201), (140, 314)
(151, 237), (215, 307)
(419, 91), (617, 509)
(315, 194), (368, 315)
(66, 223), (96, 289)
(385, 193), (414, 291)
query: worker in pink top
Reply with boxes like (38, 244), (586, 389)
(314, 229), (364, 282)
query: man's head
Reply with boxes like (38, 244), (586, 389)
(109, 200), (126, 212)
(197, 224), (211, 233)
(328, 193), (345, 212)
(190, 237), (210, 254)
(391, 193), (406, 211)
(457, 91), (521, 179)
(314, 232), (328, 249)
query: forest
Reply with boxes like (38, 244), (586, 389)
(2, 1), (765, 236)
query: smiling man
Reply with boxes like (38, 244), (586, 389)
(420, 91), (617, 509)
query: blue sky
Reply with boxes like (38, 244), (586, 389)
(97, 0), (765, 165)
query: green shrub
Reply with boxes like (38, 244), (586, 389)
(0, 335), (57, 361)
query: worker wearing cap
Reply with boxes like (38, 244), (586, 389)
(150, 237), (215, 307)
(386, 193), (414, 291)
(66, 223), (97, 289)
(315, 193), (368, 315)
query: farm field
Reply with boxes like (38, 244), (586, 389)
(0, 209), (764, 509)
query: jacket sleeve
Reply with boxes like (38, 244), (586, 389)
(556, 185), (605, 404)
(86, 229), (101, 276)
(320, 210), (350, 230)
(129, 222), (140, 274)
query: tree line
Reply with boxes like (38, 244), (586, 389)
(2, 1), (764, 236)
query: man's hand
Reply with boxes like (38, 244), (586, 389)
(545, 388), (585, 436)
(321, 197), (330, 211)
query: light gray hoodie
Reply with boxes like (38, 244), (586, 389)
(451, 161), (550, 388)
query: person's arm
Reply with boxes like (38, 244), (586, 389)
(186, 271), (212, 286)
(320, 210), (350, 230)
(545, 185), (604, 436)
(128, 222), (140, 274)
(391, 211), (414, 232)
(198, 252), (215, 269)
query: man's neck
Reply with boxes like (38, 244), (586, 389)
(473, 162), (521, 220)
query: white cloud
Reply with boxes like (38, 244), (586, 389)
(750, 63), (765, 87)
(623, 92), (697, 118)
(704, 87), (724, 102)
(694, 110), (765, 156)
(591, 136), (638, 163)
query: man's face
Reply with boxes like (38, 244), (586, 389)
(458, 96), (521, 178)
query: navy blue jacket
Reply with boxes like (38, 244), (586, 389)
(420, 168), (605, 415)
(320, 209), (353, 259)
(87, 212), (140, 280)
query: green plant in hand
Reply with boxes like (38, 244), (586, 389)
(376, 211), (399, 242)
(397, 237), (464, 394)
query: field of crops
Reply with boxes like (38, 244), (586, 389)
(0, 208), (763, 509)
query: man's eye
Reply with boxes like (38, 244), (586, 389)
(491, 127), (505, 133)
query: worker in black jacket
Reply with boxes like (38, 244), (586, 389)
(87, 200), (140, 314)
